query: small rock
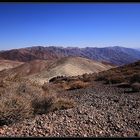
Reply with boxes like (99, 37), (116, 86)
(0, 128), (5, 134)
(83, 134), (87, 137)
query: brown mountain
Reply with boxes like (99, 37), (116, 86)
(0, 47), (61, 62)
(0, 46), (140, 65)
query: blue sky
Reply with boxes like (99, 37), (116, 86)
(0, 3), (140, 50)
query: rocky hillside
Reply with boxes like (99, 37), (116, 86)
(94, 60), (140, 85)
(0, 46), (140, 65)
(0, 81), (139, 137)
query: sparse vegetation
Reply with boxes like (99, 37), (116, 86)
(32, 95), (56, 115)
(0, 94), (33, 126)
(32, 91), (75, 115)
(82, 73), (94, 82)
(51, 98), (75, 111)
(94, 61), (140, 87)
(0, 81), (76, 126)
(105, 75), (125, 84)
(67, 80), (90, 90)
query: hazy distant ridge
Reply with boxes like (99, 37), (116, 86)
(0, 46), (140, 65)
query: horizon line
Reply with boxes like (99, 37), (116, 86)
(0, 45), (139, 51)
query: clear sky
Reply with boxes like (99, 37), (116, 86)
(0, 3), (140, 50)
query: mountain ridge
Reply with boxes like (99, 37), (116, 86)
(0, 46), (140, 65)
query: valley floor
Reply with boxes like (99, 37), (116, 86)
(0, 82), (140, 137)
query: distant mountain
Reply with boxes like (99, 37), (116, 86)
(0, 46), (140, 65)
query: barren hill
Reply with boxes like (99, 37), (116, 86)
(0, 59), (54, 81)
(0, 60), (24, 71)
(0, 57), (113, 84)
(29, 57), (113, 84)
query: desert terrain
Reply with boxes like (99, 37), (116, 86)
(0, 52), (139, 137)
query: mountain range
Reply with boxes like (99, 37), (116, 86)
(0, 46), (140, 65)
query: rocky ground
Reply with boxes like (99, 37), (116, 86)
(0, 82), (140, 137)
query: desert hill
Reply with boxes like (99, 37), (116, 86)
(0, 57), (113, 84)
(49, 60), (140, 92)
(0, 59), (54, 81)
(0, 60), (24, 71)
(29, 56), (113, 84)
(94, 60), (140, 84)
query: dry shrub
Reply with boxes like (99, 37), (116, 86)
(0, 94), (33, 126)
(0, 82), (43, 126)
(50, 98), (75, 111)
(32, 94), (75, 115)
(82, 73), (90, 82)
(0, 80), (8, 88)
(42, 82), (71, 92)
(47, 80), (88, 91)
(16, 83), (29, 95)
(32, 95), (56, 115)
(67, 80), (89, 90)
(0, 81), (76, 126)
(95, 74), (107, 81)
(82, 73), (95, 82)
(105, 76), (125, 84)
(0, 80), (4, 87)
(16, 82), (44, 101)
(123, 69), (135, 76)
(95, 70), (125, 84)
(42, 82), (49, 91)
(57, 82), (71, 90)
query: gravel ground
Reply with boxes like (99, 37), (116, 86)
(0, 82), (140, 137)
